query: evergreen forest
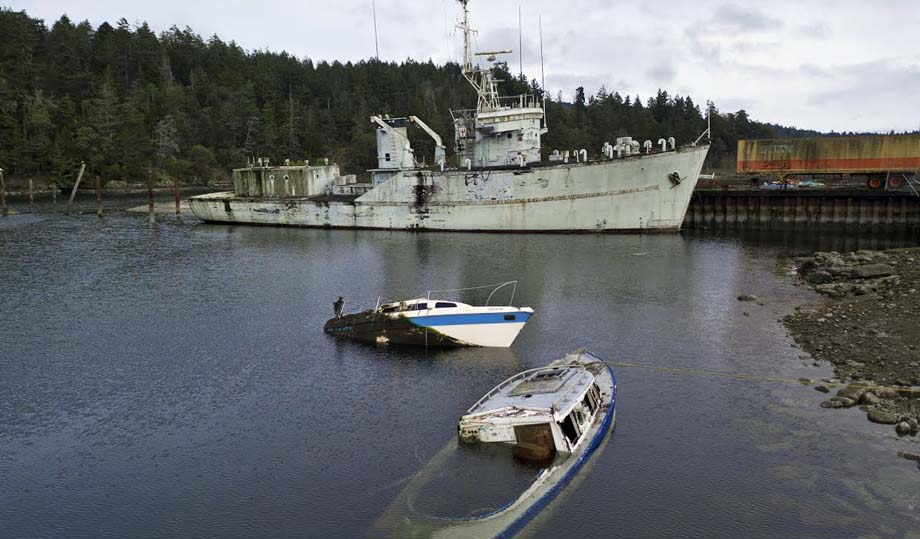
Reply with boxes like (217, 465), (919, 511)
(0, 9), (885, 185)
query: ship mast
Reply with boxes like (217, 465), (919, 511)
(457, 0), (502, 111)
(459, 0), (475, 86)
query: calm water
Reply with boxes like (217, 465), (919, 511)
(2, 202), (919, 538)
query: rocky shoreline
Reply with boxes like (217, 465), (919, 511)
(782, 248), (920, 469)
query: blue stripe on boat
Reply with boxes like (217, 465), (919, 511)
(408, 312), (532, 328)
(495, 359), (618, 539)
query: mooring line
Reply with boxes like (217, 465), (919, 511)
(607, 361), (920, 394)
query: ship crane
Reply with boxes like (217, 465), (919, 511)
(409, 116), (447, 169)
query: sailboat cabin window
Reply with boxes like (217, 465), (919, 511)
(435, 302), (457, 309)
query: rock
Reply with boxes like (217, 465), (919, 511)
(859, 392), (880, 405)
(896, 422), (913, 436)
(837, 385), (867, 401)
(821, 397), (857, 409)
(875, 388), (899, 399)
(867, 409), (899, 424)
(815, 385), (830, 393)
(815, 284), (847, 298)
(851, 264), (895, 279)
(798, 259), (819, 276)
(805, 270), (834, 285)
(900, 451), (920, 463)
(737, 294), (758, 302)
(852, 284), (872, 296)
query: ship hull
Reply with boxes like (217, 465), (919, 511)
(189, 145), (709, 232)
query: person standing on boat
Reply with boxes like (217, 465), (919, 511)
(334, 297), (345, 318)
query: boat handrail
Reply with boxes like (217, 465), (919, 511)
(425, 280), (518, 306)
(466, 364), (586, 414)
(372, 281), (520, 312)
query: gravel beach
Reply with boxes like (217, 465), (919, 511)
(783, 247), (920, 465)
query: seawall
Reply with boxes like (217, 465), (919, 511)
(684, 189), (920, 231)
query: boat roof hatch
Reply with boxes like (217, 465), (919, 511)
(466, 365), (596, 421)
(509, 368), (574, 396)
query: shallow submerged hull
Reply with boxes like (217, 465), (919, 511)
(190, 146), (709, 232)
(370, 352), (617, 538)
(324, 309), (532, 348)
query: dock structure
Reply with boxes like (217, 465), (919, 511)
(690, 134), (920, 230)
(685, 189), (920, 230)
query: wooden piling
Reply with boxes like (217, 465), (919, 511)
(95, 176), (102, 218)
(28, 179), (34, 213)
(147, 171), (155, 225)
(0, 168), (7, 216)
(67, 162), (86, 215)
(173, 176), (181, 215)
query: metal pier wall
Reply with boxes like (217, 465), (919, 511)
(684, 190), (920, 231)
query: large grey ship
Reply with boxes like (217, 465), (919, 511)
(189, 0), (710, 232)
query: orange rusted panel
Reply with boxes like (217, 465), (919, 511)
(737, 134), (920, 174)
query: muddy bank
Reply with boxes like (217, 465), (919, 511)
(782, 248), (920, 463)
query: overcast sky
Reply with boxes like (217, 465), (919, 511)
(14, 0), (920, 133)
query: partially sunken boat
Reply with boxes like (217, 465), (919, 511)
(188, 0), (710, 233)
(324, 284), (533, 348)
(371, 350), (617, 538)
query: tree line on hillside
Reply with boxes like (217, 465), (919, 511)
(1, 9), (908, 185)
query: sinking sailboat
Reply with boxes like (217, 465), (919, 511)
(323, 282), (533, 348)
(371, 349), (617, 538)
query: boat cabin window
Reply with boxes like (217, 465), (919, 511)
(560, 413), (581, 447)
(584, 383), (600, 414)
(381, 306), (398, 313)
(410, 303), (428, 311)
(434, 302), (457, 309)
(584, 392), (596, 414)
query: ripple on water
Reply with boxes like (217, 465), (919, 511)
(1, 213), (917, 539)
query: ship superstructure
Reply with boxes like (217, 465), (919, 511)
(189, 0), (711, 232)
(451, 0), (547, 169)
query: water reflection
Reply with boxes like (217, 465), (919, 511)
(1, 213), (918, 539)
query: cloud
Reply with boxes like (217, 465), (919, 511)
(795, 23), (829, 39)
(646, 61), (677, 84)
(13, 0), (920, 132)
(710, 4), (783, 32)
(807, 60), (920, 105)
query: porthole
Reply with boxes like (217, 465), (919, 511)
(268, 174), (275, 181)
(283, 174), (290, 181)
